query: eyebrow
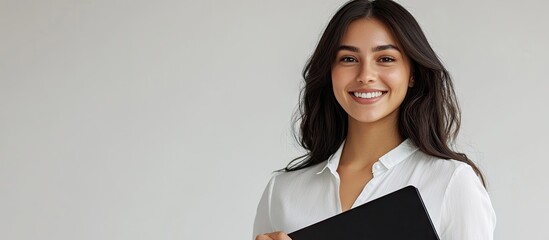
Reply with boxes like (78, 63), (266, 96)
(337, 44), (401, 53)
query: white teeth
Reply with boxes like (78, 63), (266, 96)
(353, 91), (383, 99)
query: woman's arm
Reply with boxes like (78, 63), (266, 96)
(253, 174), (277, 239)
(439, 164), (497, 239)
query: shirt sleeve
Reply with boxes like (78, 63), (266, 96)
(439, 164), (497, 240)
(252, 174), (277, 239)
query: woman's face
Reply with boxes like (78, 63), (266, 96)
(331, 18), (412, 125)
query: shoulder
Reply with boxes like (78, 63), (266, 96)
(405, 150), (479, 185)
(268, 162), (326, 192)
(401, 151), (496, 238)
(421, 156), (497, 238)
(413, 150), (469, 170)
(254, 162), (334, 233)
(396, 150), (487, 208)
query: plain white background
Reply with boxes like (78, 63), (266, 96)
(1, 0), (548, 239)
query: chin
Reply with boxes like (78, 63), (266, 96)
(348, 109), (399, 125)
(349, 113), (384, 123)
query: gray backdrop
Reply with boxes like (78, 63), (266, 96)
(1, 0), (548, 239)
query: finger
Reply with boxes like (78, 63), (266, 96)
(266, 231), (292, 240)
(255, 234), (273, 240)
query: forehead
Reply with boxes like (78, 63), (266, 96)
(340, 18), (399, 48)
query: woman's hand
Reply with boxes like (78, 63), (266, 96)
(255, 231), (292, 240)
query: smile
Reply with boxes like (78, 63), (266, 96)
(349, 90), (388, 104)
(353, 91), (384, 99)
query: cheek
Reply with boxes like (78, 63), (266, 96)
(331, 69), (350, 106)
(380, 70), (410, 92)
(331, 68), (346, 92)
(331, 66), (356, 87)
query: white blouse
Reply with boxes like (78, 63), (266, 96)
(253, 139), (496, 240)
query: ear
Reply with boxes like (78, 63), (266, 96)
(408, 75), (415, 87)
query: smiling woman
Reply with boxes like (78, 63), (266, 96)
(253, 0), (496, 240)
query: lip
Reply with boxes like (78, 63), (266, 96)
(349, 88), (387, 93)
(348, 89), (387, 104)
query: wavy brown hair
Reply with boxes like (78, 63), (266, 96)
(285, 0), (486, 187)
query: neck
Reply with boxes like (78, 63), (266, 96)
(339, 112), (403, 169)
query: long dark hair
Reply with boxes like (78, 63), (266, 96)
(285, 0), (486, 187)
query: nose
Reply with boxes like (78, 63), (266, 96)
(356, 61), (377, 84)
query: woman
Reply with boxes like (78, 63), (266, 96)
(253, 0), (496, 239)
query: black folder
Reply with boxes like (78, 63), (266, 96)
(288, 186), (440, 240)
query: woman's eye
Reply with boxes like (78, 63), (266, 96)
(340, 56), (357, 63)
(379, 56), (395, 62)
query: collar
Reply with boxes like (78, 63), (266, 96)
(316, 140), (345, 175)
(316, 138), (419, 175)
